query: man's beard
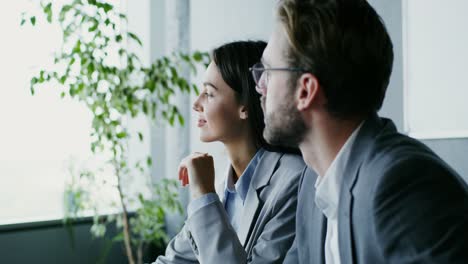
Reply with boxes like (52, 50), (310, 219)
(263, 96), (307, 148)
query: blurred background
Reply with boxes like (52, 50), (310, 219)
(0, 0), (467, 263)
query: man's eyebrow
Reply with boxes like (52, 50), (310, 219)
(203, 82), (218, 90)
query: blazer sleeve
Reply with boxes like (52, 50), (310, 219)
(153, 225), (200, 264)
(185, 200), (246, 263)
(373, 156), (468, 263)
(154, 181), (227, 264)
(184, 167), (302, 264)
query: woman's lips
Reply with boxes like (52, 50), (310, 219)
(197, 119), (207, 127)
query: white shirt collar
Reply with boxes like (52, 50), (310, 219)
(314, 122), (364, 219)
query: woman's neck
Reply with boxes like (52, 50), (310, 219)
(224, 138), (259, 183)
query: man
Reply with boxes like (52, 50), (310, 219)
(251, 0), (468, 263)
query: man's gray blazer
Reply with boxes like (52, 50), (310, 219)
(155, 151), (307, 264)
(284, 114), (468, 263)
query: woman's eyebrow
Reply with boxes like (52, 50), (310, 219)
(203, 82), (218, 90)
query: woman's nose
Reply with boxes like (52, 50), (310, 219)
(193, 95), (202, 112)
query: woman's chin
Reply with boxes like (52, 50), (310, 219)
(199, 134), (215, 143)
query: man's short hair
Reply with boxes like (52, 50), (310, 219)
(277, 0), (394, 118)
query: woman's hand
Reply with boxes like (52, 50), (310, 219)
(178, 152), (216, 199)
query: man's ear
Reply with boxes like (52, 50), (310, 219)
(239, 105), (248, 120)
(296, 73), (320, 111)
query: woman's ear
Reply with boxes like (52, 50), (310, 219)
(296, 73), (320, 111)
(239, 105), (248, 120)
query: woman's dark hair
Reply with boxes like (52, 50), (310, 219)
(212, 40), (300, 154)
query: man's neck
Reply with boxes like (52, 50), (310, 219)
(300, 116), (364, 177)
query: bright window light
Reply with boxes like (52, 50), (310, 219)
(0, 0), (126, 225)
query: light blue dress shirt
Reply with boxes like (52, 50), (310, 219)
(187, 149), (265, 232)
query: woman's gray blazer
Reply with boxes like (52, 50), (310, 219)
(154, 150), (306, 264)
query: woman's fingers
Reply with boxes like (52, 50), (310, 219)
(178, 160), (189, 186)
(177, 152), (213, 187)
(178, 164), (184, 181)
(182, 167), (189, 186)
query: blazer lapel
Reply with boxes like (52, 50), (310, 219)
(237, 189), (260, 246)
(338, 114), (387, 264)
(299, 167), (327, 264)
(311, 207), (327, 264)
(237, 151), (282, 246)
(338, 186), (355, 264)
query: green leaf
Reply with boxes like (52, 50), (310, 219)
(169, 67), (178, 79)
(20, 18), (26, 26)
(102, 3), (113, 13)
(116, 132), (127, 139)
(30, 16), (36, 26)
(177, 79), (188, 92)
(146, 156), (152, 166)
(73, 40), (81, 53)
(115, 34), (123, 43)
(169, 115), (175, 126)
(142, 100), (148, 114)
(44, 3), (53, 23)
(87, 63), (94, 74)
(118, 13), (127, 20)
(88, 23), (98, 32)
(138, 132), (143, 142)
(179, 53), (190, 62)
(192, 84), (199, 95)
(147, 80), (156, 92)
(127, 32), (142, 46)
(178, 114), (184, 126)
(193, 51), (203, 62)
(38, 70), (45, 82)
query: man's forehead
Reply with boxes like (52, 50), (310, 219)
(263, 25), (287, 65)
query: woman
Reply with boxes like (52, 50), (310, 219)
(155, 41), (306, 263)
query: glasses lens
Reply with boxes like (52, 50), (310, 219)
(250, 63), (264, 84)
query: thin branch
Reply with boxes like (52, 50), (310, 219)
(115, 158), (135, 264)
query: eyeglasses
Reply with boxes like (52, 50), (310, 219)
(249, 62), (309, 88)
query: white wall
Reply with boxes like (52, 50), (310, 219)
(369, 0), (468, 181)
(189, 0), (276, 182)
(403, 0), (468, 139)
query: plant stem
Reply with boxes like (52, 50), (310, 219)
(137, 243), (143, 264)
(115, 159), (135, 264)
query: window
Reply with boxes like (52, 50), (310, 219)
(0, 0), (136, 225)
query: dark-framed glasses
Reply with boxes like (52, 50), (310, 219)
(249, 62), (309, 86)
